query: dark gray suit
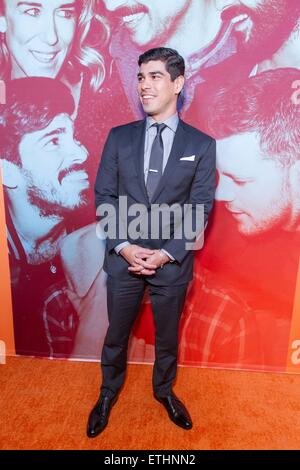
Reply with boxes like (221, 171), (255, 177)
(94, 118), (216, 397)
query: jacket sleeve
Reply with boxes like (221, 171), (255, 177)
(94, 128), (128, 252)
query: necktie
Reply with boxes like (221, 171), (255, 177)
(146, 123), (166, 201)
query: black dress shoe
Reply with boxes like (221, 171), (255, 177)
(87, 394), (117, 438)
(155, 392), (193, 430)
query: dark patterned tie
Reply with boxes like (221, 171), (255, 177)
(146, 123), (167, 201)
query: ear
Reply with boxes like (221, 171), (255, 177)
(0, 16), (7, 34)
(0, 159), (21, 189)
(174, 75), (185, 95)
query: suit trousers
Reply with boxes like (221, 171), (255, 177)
(101, 274), (188, 398)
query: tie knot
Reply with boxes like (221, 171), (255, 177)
(153, 123), (167, 136)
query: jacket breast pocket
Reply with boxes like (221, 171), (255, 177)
(177, 159), (198, 178)
(169, 160), (198, 194)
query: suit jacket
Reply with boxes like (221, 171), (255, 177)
(94, 118), (216, 286)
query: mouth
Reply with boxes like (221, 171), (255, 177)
(30, 50), (60, 64)
(141, 94), (156, 105)
(228, 209), (246, 218)
(60, 170), (89, 186)
(230, 13), (249, 26)
(66, 170), (88, 179)
(112, 4), (148, 27)
(123, 11), (145, 26)
(221, 6), (252, 33)
(225, 204), (245, 215)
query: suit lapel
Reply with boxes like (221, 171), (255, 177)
(131, 119), (149, 204)
(151, 119), (187, 202)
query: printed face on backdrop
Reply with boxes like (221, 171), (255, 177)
(214, 0), (300, 58)
(101, 0), (195, 47)
(18, 113), (89, 217)
(137, 60), (184, 120)
(0, 0), (78, 79)
(215, 131), (293, 236)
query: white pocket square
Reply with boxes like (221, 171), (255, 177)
(180, 155), (195, 162)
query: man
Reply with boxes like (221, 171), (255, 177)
(214, 0), (300, 73)
(180, 68), (300, 370)
(189, 0), (300, 126)
(210, 68), (300, 235)
(88, 47), (216, 436)
(1, 77), (89, 357)
(98, 0), (228, 117)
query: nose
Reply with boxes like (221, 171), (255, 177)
(68, 140), (89, 165)
(40, 16), (59, 46)
(215, 174), (235, 202)
(140, 77), (151, 91)
(214, 0), (238, 11)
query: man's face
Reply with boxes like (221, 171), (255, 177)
(214, 0), (299, 57)
(101, 0), (191, 47)
(138, 60), (183, 121)
(1, 0), (78, 79)
(216, 132), (292, 235)
(18, 113), (89, 217)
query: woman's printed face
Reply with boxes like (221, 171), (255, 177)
(1, 0), (78, 79)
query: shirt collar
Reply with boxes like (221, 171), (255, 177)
(146, 112), (179, 133)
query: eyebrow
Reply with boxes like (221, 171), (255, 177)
(39, 127), (66, 142)
(17, 2), (42, 6)
(137, 71), (165, 78)
(17, 2), (76, 7)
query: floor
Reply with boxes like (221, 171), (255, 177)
(0, 356), (299, 450)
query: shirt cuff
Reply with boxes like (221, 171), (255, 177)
(115, 241), (130, 255)
(161, 248), (175, 262)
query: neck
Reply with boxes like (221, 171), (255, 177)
(149, 108), (177, 123)
(164, 1), (220, 59)
(257, 24), (300, 72)
(7, 193), (66, 265)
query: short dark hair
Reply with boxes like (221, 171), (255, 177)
(0, 77), (74, 165)
(205, 68), (300, 166)
(138, 47), (185, 81)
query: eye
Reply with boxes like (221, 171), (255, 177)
(234, 179), (248, 186)
(45, 137), (60, 149)
(24, 8), (41, 17)
(56, 9), (76, 19)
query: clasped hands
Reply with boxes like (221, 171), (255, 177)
(120, 244), (170, 276)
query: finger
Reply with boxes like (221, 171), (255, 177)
(137, 248), (155, 253)
(131, 261), (143, 267)
(134, 250), (154, 259)
(133, 258), (157, 269)
(143, 262), (157, 269)
(128, 267), (156, 275)
(128, 265), (144, 272)
(129, 266), (142, 272)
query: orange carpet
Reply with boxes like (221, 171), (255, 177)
(0, 356), (300, 450)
